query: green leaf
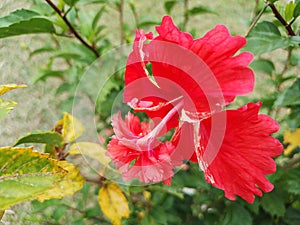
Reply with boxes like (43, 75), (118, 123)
(261, 189), (286, 217)
(221, 204), (252, 225)
(244, 21), (292, 56)
(64, 0), (80, 6)
(92, 6), (106, 30)
(294, 1), (300, 18)
(0, 9), (55, 39)
(287, 107), (300, 129)
(250, 59), (275, 76)
(13, 131), (63, 147)
(186, 5), (217, 16)
(284, 207), (300, 225)
(0, 147), (66, 209)
(164, 1), (178, 14)
(285, 2), (296, 22)
(0, 99), (17, 120)
(280, 166), (300, 195)
(274, 78), (300, 106)
(138, 17), (160, 28)
(33, 70), (65, 83)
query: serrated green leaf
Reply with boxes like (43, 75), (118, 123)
(13, 132), (63, 147)
(0, 147), (66, 209)
(221, 204), (252, 225)
(164, 1), (178, 14)
(0, 9), (55, 39)
(244, 21), (292, 56)
(261, 189), (286, 217)
(280, 166), (300, 195)
(274, 78), (300, 106)
(36, 160), (85, 202)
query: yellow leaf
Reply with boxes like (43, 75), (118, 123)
(68, 142), (121, 178)
(68, 142), (111, 165)
(0, 84), (27, 96)
(284, 128), (300, 155)
(98, 183), (130, 225)
(36, 160), (85, 202)
(55, 112), (84, 143)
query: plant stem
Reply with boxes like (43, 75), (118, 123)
(245, 2), (269, 37)
(283, 152), (300, 171)
(45, 0), (100, 57)
(118, 0), (125, 45)
(251, 0), (260, 20)
(268, 1), (296, 36)
(182, 0), (189, 31)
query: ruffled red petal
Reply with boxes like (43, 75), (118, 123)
(107, 112), (176, 184)
(192, 102), (283, 203)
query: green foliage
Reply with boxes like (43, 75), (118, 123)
(244, 21), (292, 55)
(13, 132), (63, 147)
(0, 9), (55, 38)
(275, 78), (300, 106)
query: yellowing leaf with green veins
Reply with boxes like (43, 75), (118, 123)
(0, 147), (83, 209)
(55, 112), (84, 143)
(0, 84), (27, 96)
(0, 146), (66, 209)
(36, 160), (85, 202)
(0, 99), (17, 119)
(284, 128), (300, 155)
(98, 183), (130, 225)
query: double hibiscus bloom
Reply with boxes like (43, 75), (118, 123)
(107, 16), (283, 203)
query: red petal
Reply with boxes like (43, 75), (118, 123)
(195, 102), (283, 203)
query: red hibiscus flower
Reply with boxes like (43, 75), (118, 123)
(107, 112), (176, 185)
(107, 16), (283, 203)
